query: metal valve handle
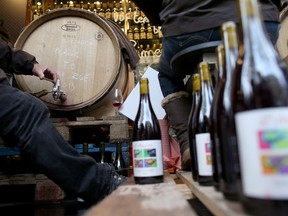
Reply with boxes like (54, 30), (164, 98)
(32, 78), (67, 101)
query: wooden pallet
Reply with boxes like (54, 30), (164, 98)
(176, 171), (249, 216)
(0, 173), (64, 202)
(53, 115), (130, 143)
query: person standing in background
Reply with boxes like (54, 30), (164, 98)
(132, 0), (281, 170)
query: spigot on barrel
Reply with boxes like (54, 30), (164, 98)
(32, 78), (67, 101)
(51, 79), (67, 101)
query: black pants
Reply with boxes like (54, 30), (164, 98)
(0, 83), (112, 204)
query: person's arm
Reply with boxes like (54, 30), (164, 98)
(0, 39), (59, 83)
(32, 63), (59, 84)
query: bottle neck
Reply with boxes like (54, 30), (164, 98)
(117, 142), (122, 153)
(200, 67), (212, 91)
(114, 143), (122, 162)
(139, 78), (154, 119)
(140, 78), (150, 95)
(216, 45), (225, 83)
(200, 67), (214, 106)
(238, 0), (274, 58)
(192, 74), (201, 92)
(222, 23), (238, 104)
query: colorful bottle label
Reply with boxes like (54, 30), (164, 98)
(196, 133), (213, 176)
(235, 108), (288, 199)
(132, 140), (163, 177)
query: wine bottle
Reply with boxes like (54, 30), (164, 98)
(133, 25), (140, 40)
(218, 21), (240, 201)
(127, 28), (134, 40)
(87, 2), (91, 11)
(132, 77), (164, 184)
(112, 1), (119, 22)
(209, 44), (224, 191)
(100, 142), (105, 163)
(105, 1), (112, 20)
(140, 23), (147, 40)
(118, 1), (125, 23)
(188, 73), (201, 181)
(113, 142), (128, 177)
(231, 0), (288, 215)
(98, 2), (105, 17)
(192, 61), (214, 186)
(93, 2), (97, 14)
(146, 23), (153, 40)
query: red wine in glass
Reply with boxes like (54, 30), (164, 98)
(112, 88), (123, 115)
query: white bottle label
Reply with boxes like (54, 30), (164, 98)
(196, 133), (213, 176)
(235, 108), (288, 199)
(132, 140), (163, 177)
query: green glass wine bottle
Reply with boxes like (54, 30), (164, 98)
(132, 77), (164, 184)
(231, 0), (288, 214)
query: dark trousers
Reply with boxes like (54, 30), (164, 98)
(0, 82), (111, 204)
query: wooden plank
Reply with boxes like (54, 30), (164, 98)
(53, 119), (126, 127)
(85, 174), (198, 216)
(176, 171), (249, 216)
(169, 173), (194, 200)
(53, 117), (130, 143)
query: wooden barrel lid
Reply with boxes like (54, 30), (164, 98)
(14, 8), (123, 114)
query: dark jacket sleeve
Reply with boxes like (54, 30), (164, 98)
(132, 0), (163, 26)
(0, 38), (37, 75)
(271, 0), (281, 10)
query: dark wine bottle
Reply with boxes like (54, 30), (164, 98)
(231, 0), (288, 215)
(113, 142), (128, 177)
(188, 73), (201, 181)
(192, 61), (214, 186)
(209, 44), (224, 191)
(218, 21), (240, 201)
(132, 77), (164, 184)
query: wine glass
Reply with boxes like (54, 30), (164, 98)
(112, 88), (123, 116)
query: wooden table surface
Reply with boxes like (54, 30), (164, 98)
(84, 172), (197, 216)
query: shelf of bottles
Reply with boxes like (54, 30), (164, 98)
(28, 0), (162, 76)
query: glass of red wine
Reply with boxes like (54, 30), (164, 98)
(112, 88), (123, 116)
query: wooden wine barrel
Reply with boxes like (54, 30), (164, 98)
(276, 6), (288, 64)
(14, 8), (129, 118)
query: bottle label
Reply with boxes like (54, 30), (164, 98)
(196, 133), (213, 176)
(132, 140), (163, 177)
(235, 108), (288, 199)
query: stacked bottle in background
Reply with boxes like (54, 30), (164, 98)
(190, 61), (214, 186)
